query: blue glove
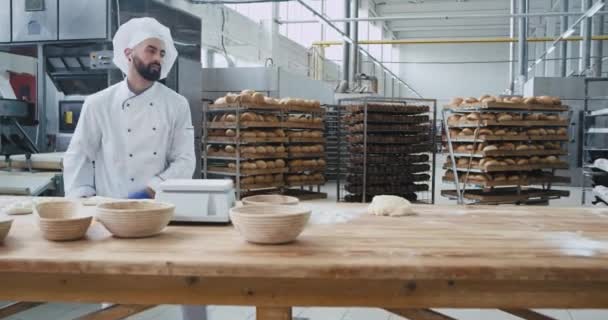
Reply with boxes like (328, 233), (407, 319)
(128, 190), (152, 199)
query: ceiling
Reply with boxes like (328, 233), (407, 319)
(373, 0), (586, 39)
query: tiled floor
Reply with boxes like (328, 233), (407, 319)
(1, 160), (602, 319)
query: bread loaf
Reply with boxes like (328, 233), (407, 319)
(241, 131), (257, 138)
(214, 97), (226, 104)
(483, 145), (498, 152)
(450, 97), (464, 106)
(224, 145), (235, 153)
(241, 177), (255, 185)
(523, 97), (537, 105)
(448, 115), (462, 122)
(461, 128), (474, 136)
(481, 113), (496, 121)
(254, 175), (266, 184)
(225, 129), (236, 137)
(494, 174), (507, 181)
(252, 92), (265, 104)
(256, 146), (267, 153)
(240, 112), (257, 121)
(275, 159), (286, 168)
(517, 159), (529, 165)
(225, 94), (237, 104)
(497, 113), (513, 121)
(274, 129), (286, 137)
(494, 129), (507, 136)
(255, 131), (267, 138)
(464, 97), (478, 104)
(276, 145), (286, 153)
(266, 161), (276, 169)
(466, 112), (481, 121)
(241, 146), (256, 154)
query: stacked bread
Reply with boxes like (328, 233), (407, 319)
(213, 90), (321, 110)
(283, 101), (326, 191)
(208, 128), (286, 139)
(449, 95), (562, 107)
(442, 94), (570, 202)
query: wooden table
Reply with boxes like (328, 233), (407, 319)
(1, 198), (608, 320)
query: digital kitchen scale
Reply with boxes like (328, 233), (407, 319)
(155, 179), (235, 223)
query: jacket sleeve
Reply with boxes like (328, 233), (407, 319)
(63, 98), (101, 198)
(147, 96), (195, 191)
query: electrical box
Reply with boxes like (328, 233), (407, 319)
(58, 100), (83, 134)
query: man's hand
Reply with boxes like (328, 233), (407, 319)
(145, 187), (156, 199)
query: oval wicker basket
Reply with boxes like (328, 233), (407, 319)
(229, 205), (311, 244)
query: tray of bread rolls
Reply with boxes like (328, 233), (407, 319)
(347, 134), (431, 144)
(450, 142), (566, 157)
(345, 183), (429, 195)
(287, 159), (326, 173)
(441, 188), (570, 204)
(206, 144), (288, 160)
(443, 170), (570, 187)
(348, 143), (433, 155)
(445, 95), (568, 111)
(344, 113), (429, 125)
(284, 114), (324, 129)
(347, 123), (430, 133)
(348, 163), (431, 175)
(208, 158), (287, 176)
(447, 113), (568, 127)
(443, 156), (569, 172)
(349, 154), (429, 165)
(345, 104), (430, 114)
(447, 127), (568, 142)
(210, 90), (322, 112)
(287, 145), (324, 155)
(347, 173), (431, 185)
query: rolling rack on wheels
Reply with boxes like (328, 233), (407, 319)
(336, 97), (437, 204)
(441, 96), (571, 205)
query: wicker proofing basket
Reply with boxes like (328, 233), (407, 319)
(35, 201), (93, 241)
(0, 216), (13, 243)
(242, 195), (300, 206)
(96, 201), (174, 238)
(229, 205), (311, 244)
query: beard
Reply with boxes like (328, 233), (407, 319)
(133, 55), (161, 81)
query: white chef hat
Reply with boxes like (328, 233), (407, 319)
(112, 17), (178, 80)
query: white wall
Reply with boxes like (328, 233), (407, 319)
(399, 43), (511, 105)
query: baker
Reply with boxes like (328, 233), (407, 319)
(62, 17), (204, 320)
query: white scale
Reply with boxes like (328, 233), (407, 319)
(155, 179), (235, 223)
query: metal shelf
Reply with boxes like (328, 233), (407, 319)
(587, 108), (608, 117)
(586, 128), (608, 134)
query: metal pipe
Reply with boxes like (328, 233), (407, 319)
(580, 0), (593, 74)
(592, 6), (605, 76)
(342, 0), (351, 84)
(560, 0), (569, 76)
(293, 0), (421, 97)
(312, 35), (608, 46)
(36, 44), (45, 151)
(509, 0), (517, 93)
(518, 0), (529, 86)
(350, 0), (359, 84)
(277, 11), (608, 24)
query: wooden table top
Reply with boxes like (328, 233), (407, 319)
(2, 197), (608, 282)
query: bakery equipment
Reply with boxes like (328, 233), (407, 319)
(155, 179), (235, 223)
